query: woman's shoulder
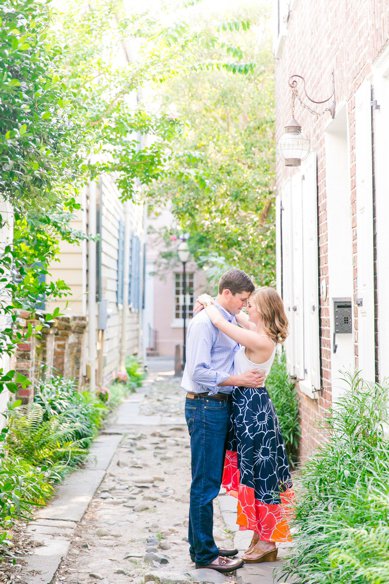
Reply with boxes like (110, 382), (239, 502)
(254, 333), (276, 349)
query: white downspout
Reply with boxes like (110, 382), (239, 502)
(88, 181), (97, 392)
(139, 202), (147, 362)
(120, 201), (131, 372)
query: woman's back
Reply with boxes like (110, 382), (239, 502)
(234, 337), (276, 378)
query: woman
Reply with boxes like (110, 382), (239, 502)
(197, 287), (293, 563)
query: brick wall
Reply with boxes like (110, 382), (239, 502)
(14, 313), (87, 403)
(275, 0), (389, 462)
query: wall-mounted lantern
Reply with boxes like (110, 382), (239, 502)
(279, 71), (336, 167)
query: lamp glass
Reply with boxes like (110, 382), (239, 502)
(279, 130), (310, 163)
(178, 241), (190, 263)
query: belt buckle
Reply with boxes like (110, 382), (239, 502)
(187, 393), (195, 399)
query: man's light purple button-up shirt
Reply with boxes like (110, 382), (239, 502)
(181, 301), (239, 395)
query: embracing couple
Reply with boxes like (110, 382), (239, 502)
(181, 268), (294, 573)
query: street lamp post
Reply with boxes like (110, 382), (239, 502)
(178, 241), (190, 368)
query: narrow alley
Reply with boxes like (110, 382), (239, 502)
(12, 360), (293, 584)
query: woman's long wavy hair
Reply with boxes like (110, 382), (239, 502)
(251, 287), (289, 344)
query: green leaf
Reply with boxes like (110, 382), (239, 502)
(9, 79), (21, 87)
(42, 111), (51, 120)
(11, 37), (18, 50)
(6, 382), (19, 393)
(16, 373), (31, 387)
(11, 399), (22, 409)
(20, 124), (27, 136)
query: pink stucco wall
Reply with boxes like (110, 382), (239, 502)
(153, 261), (208, 357)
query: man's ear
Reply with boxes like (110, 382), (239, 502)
(223, 289), (232, 299)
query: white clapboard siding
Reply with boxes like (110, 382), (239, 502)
(355, 81), (375, 382)
(301, 153), (320, 397)
(291, 171), (305, 380)
(281, 181), (295, 375)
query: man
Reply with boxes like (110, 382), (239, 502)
(181, 268), (266, 573)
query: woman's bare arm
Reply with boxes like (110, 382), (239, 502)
(236, 310), (256, 331)
(201, 301), (270, 353)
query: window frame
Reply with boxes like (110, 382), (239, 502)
(172, 271), (195, 328)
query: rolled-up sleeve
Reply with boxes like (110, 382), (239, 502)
(186, 321), (231, 395)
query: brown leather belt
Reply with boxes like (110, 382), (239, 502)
(186, 392), (231, 401)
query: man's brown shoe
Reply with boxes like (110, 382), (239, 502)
(196, 556), (244, 573)
(190, 549), (238, 563)
(218, 548), (239, 557)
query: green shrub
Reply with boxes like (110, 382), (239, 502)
(34, 377), (106, 448)
(0, 377), (108, 546)
(0, 456), (54, 545)
(0, 367), (144, 548)
(266, 352), (300, 468)
(6, 404), (91, 480)
(125, 355), (146, 387)
(281, 373), (389, 584)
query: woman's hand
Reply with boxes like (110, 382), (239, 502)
(194, 293), (213, 315)
(198, 293), (213, 306)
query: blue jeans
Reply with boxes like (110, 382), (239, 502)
(185, 395), (232, 566)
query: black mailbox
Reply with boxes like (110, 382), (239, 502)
(334, 298), (352, 334)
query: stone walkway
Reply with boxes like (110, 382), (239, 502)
(14, 361), (294, 584)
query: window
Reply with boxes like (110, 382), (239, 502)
(174, 273), (194, 321)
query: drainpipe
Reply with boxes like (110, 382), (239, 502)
(138, 203), (147, 362)
(88, 181), (97, 392)
(120, 201), (131, 372)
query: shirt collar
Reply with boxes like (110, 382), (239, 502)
(213, 300), (236, 323)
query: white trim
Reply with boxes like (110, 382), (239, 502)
(273, 0), (289, 58)
(171, 319), (192, 329)
(373, 45), (389, 382)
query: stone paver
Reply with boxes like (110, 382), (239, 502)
(14, 363), (295, 584)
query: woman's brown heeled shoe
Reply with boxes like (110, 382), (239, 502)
(243, 535), (259, 557)
(242, 546), (278, 564)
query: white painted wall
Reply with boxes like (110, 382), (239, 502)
(325, 106), (355, 402)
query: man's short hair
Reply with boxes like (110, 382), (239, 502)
(218, 268), (255, 295)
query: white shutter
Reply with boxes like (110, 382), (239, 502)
(355, 81), (375, 382)
(281, 181), (294, 376)
(291, 172), (304, 380)
(302, 153), (320, 396)
(276, 195), (282, 298)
